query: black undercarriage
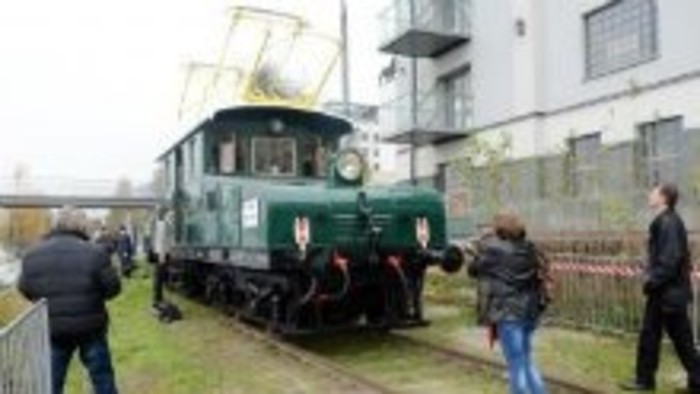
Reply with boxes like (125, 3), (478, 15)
(165, 254), (430, 335)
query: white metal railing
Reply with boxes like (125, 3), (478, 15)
(0, 296), (51, 394)
(0, 177), (157, 198)
(379, 0), (471, 46)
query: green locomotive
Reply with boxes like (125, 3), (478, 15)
(159, 105), (463, 333)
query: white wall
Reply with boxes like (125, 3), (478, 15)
(381, 0), (700, 183)
(541, 0), (700, 113)
(432, 0), (700, 162)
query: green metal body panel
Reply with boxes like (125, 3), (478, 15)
(175, 175), (447, 258)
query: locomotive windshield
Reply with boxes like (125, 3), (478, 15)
(206, 130), (332, 178)
(253, 137), (296, 176)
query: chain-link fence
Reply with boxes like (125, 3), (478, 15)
(0, 294), (51, 394)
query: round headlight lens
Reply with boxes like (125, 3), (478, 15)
(336, 150), (364, 182)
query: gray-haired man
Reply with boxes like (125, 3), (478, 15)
(19, 207), (121, 394)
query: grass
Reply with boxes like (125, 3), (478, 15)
(64, 273), (339, 394)
(0, 289), (31, 326)
(5, 265), (690, 393)
(298, 331), (507, 393)
(407, 303), (688, 394)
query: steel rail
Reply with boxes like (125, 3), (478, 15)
(229, 319), (398, 394)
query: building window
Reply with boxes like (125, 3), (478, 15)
(441, 69), (472, 130)
(361, 133), (369, 142)
(373, 134), (380, 142)
(638, 117), (683, 186)
(585, 0), (657, 79)
(373, 148), (380, 158)
(569, 133), (602, 197)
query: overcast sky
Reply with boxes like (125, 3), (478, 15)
(0, 0), (386, 185)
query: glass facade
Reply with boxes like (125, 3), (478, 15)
(441, 69), (472, 130)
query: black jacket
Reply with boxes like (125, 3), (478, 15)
(645, 209), (692, 312)
(19, 230), (121, 339)
(469, 237), (542, 324)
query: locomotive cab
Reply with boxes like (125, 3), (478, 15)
(200, 106), (351, 181)
(159, 105), (463, 334)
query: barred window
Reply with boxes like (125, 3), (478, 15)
(585, 0), (657, 79)
(569, 133), (602, 197)
(638, 117), (683, 186)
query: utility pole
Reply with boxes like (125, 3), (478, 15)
(409, 0), (418, 185)
(340, 0), (351, 117)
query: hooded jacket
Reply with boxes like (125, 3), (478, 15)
(19, 230), (121, 339)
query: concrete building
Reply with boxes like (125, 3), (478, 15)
(378, 0), (700, 234)
(324, 102), (400, 184)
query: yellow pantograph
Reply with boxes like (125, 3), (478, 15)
(179, 5), (342, 120)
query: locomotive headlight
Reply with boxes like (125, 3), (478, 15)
(335, 150), (364, 182)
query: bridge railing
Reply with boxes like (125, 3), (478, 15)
(0, 177), (158, 199)
(0, 293), (52, 394)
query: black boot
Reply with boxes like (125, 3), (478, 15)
(619, 380), (655, 392)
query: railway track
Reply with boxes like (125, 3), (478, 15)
(229, 319), (398, 394)
(390, 332), (602, 394)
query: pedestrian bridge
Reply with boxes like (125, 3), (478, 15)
(0, 177), (164, 209)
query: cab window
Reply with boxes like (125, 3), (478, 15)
(253, 137), (296, 176)
(219, 135), (236, 174)
(208, 132), (249, 175)
(300, 136), (328, 177)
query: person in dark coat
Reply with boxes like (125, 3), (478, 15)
(94, 226), (116, 256)
(116, 226), (134, 278)
(621, 183), (700, 392)
(468, 213), (547, 394)
(19, 207), (121, 394)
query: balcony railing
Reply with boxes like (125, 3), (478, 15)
(379, 0), (471, 57)
(380, 88), (473, 145)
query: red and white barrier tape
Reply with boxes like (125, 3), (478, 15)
(551, 260), (700, 279)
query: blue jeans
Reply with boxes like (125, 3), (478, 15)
(497, 320), (547, 394)
(51, 333), (118, 394)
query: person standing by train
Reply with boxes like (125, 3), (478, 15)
(468, 213), (548, 394)
(620, 183), (700, 392)
(151, 206), (173, 308)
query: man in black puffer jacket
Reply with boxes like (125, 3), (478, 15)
(19, 207), (121, 394)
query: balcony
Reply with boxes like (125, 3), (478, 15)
(379, 0), (470, 58)
(380, 89), (473, 145)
